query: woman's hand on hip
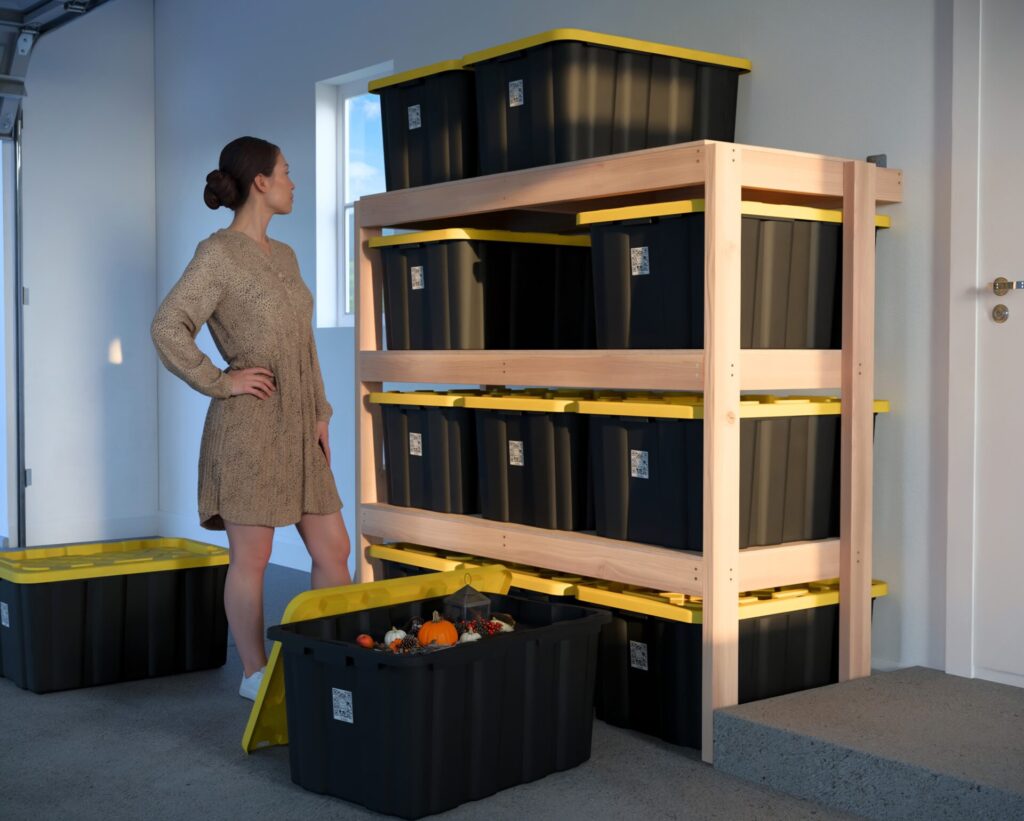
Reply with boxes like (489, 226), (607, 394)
(317, 420), (331, 468)
(228, 367), (276, 399)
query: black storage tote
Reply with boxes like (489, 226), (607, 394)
(582, 394), (890, 552)
(370, 391), (478, 515)
(462, 29), (750, 174)
(0, 538), (228, 693)
(577, 579), (887, 749)
(372, 228), (593, 350)
(466, 392), (593, 531)
(369, 59), (476, 190)
(578, 200), (891, 349)
(268, 592), (610, 819)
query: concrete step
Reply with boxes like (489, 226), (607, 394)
(714, 666), (1024, 820)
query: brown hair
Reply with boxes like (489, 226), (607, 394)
(203, 136), (280, 210)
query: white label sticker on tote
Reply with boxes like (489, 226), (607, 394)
(410, 265), (425, 290)
(407, 103), (422, 130)
(508, 79), (524, 108)
(630, 449), (649, 479)
(630, 246), (650, 277)
(629, 640), (649, 671)
(0, 601), (8, 628)
(332, 688), (354, 723)
(508, 440), (524, 467)
(409, 432), (423, 457)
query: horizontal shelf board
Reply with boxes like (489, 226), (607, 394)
(357, 142), (707, 227)
(360, 504), (845, 594)
(359, 350), (842, 390)
(359, 350), (704, 390)
(738, 539), (840, 590)
(356, 141), (903, 228)
(742, 145), (903, 203)
(739, 349), (842, 389)
(360, 503), (704, 594)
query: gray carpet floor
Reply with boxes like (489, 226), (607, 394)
(0, 564), (855, 821)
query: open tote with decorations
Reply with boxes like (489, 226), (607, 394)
(354, 139), (902, 764)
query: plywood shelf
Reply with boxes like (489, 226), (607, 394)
(360, 349), (842, 391)
(354, 138), (901, 762)
(360, 503), (840, 596)
(355, 139), (902, 228)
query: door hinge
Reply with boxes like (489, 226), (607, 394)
(24, 468), (31, 487)
(22, 286), (29, 306)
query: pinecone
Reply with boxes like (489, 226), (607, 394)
(398, 634), (420, 653)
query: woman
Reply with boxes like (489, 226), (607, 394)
(151, 136), (351, 700)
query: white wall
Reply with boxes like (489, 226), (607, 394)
(153, 0), (950, 670)
(21, 0), (158, 545)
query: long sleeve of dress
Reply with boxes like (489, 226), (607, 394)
(309, 330), (333, 423)
(151, 242), (234, 399)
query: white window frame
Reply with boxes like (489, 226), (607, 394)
(315, 61), (392, 329)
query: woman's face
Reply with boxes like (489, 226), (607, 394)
(257, 152), (295, 215)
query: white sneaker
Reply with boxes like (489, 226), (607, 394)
(239, 667), (265, 701)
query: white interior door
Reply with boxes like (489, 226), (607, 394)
(967, 0), (1024, 686)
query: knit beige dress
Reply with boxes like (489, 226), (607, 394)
(151, 229), (342, 530)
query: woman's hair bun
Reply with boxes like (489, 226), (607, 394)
(204, 169), (239, 210)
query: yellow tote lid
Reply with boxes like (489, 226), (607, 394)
(368, 228), (590, 249)
(369, 391), (467, 408)
(462, 392), (581, 414)
(575, 579), (888, 624)
(577, 199), (892, 228)
(0, 538), (228, 584)
(368, 59), (468, 92)
(365, 543), (463, 573)
(462, 28), (751, 73)
(576, 394), (891, 420)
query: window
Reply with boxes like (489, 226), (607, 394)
(316, 62), (391, 328)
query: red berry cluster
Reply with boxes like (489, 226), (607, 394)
(458, 616), (503, 637)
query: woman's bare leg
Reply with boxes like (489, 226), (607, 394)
(224, 521), (274, 676)
(297, 510), (352, 589)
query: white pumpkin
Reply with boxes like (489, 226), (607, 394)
(384, 626), (407, 646)
(459, 628), (482, 643)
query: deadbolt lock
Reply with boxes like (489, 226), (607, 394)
(993, 304), (1010, 323)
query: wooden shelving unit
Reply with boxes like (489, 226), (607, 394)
(354, 139), (903, 763)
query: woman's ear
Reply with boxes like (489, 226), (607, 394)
(251, 173), (270, 194)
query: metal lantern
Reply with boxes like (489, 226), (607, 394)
(443, 581), (491, 624)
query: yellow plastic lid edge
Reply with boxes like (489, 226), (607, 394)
(368, 59), (468, 92)
(369, 228), (590, 249)
(365, 544), (462, 573)
(462, 395), (579, 414)
(368, 391), (464, 408)
(462, 28), (751, 73)
(578, 199), (891, 228)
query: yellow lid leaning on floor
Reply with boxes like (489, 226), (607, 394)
(368, 58), (468, 93)
(575, 394), (891, 420)
(368, 228), (590, 249)
(243, 563), (515, 754)
(575, 579), (888, 624)
(462, 29), (751, 73)
(576, 199), (892, 229)
(368, 390), (467, 408)
(0, 537), (228, 584)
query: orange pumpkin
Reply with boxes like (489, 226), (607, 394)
(419, 610), (457, 646)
